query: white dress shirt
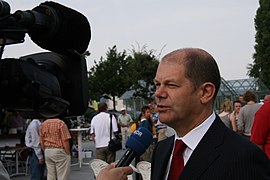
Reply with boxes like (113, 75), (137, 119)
(25, 119), (43, 160)
(164, 112), (216, 179)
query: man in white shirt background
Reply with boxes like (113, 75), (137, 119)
(90, 103), (119, 163)
(25, 119), (45, 180)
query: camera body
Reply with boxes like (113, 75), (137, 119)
(0, 1), (91, 118)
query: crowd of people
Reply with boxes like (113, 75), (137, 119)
(218, 91), (270, 159)
(0, 116), (73, 180)
(90, 101), (173, 166)
(0, 101), (164, 180)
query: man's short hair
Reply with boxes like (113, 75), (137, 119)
(163, 48), (221, 99)
(98, 102), (108, 112)
(233, 100), (242, 106)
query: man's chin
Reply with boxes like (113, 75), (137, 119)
(159, 114), (170, 123)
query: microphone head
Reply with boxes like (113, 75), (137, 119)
(126, 127), (153, 156)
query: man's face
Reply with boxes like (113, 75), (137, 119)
(239, 96), (244, 102)
(154, 60), (200, 128)
(264, 95), (270, 102)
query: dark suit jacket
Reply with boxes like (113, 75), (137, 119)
(151, 116), (270, 180)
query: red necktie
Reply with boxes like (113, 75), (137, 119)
(168, 140), (186, 180)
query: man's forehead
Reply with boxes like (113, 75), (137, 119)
(155, 65), (184, 83)
(162, 52), (186, 64)
(157, 60), (184, 73)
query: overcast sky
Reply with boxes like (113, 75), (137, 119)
(3, 0), (259, 80)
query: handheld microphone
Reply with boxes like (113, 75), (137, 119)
(116, 127), (153, 167)
(13, 1), (91, 54)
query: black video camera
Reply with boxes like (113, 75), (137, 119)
(0, 1), (91, 118)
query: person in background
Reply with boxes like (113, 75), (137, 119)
(155, 119), (167, 142)
(218, 98), (232, 129)
(138, 106), (153, 134)
(63, 118), (74, 153)
(6, 111), (25, 134)
(40, 118), (71, 180)
(239, 94), (246, 106)
(95, 48), (270, 179)
(138, 105), (153, 162)
(251, 100), (270, 159)
(90, 102), (119, 163)
(117, 108), (133, 150)
(237, 91), (262, 140)
(229, 100), (242, 132)
(0, 109), (7, 134)
(264, 94), (270, 103)
(154, 103), (176, 142)
(25, 119), (45, 180)
(149, 100), (158, 141)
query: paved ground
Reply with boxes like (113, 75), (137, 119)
(9, 140), (132, 180)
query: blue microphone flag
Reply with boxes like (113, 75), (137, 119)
(125, 127), (153, 156)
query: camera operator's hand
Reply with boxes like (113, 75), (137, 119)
(97, 163), (133, 180)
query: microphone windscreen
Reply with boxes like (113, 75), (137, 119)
(29, 1), (91, 54)
(126, 127), (153, 156)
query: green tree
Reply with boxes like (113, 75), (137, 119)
(88, 45), (131, 110)
(248, 0), (270, 88)
(127, 45), (159, 101)
(88, 45), (159, 110)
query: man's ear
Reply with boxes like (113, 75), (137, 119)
(199, 82), (216, 104)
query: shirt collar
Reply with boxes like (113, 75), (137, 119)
(141, 118), (147, 122)
(175, 112), (216, 151)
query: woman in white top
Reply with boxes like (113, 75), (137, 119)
(219, 98), (233, 129)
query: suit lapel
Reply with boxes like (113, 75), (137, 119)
(151, 136), (174, 179)
(180, 117), (226, 179)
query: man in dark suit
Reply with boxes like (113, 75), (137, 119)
(96, 48), (270, 180)
(152, 48), (270, 179)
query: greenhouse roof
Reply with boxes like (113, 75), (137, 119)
(121, 78), (269, 100)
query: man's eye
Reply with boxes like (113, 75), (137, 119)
(168, 84), (178, 88)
